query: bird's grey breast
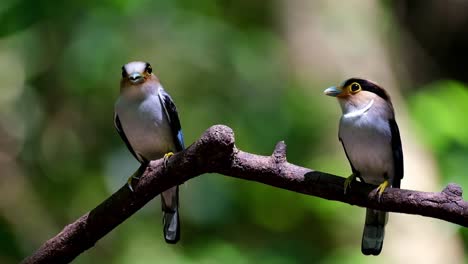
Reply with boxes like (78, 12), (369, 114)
(115, 94), (174, 160)
(339, 107), (394, 185)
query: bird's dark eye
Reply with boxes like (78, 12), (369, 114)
(121, 66), (127, 78)
(145, 63), (152, 74)
(350, 82), (361, 93)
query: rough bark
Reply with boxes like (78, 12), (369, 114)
(23, 125), (468, 264)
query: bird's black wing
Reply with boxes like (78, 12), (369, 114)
(114, 113), (144, 163)
(389, 119), (404, 188)
(339, 137), (358, 175)
(158, 89), (185, 152)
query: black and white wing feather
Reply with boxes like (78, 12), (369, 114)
(158, 88), (185, 152)
(389, 119), (403, 188)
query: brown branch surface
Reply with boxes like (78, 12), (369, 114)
(23, 125), (468, 264)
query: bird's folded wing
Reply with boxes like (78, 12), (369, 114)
(114, 113), (143, 162)
(158, 88), (185, 151)
(389, 119), (403, 188)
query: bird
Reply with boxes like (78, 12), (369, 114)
(324, 78), (403, 256)
(114, 61), (184, 244)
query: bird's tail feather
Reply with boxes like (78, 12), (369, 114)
(361, 208), (387, 256)
(161, 186), (180, 244)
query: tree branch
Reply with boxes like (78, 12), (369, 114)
(23, 125), (468, 264)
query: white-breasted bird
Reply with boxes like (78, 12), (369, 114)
(324, 78), (403, 255)
(114, 61), (184, 243)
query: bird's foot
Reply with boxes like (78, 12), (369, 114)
(127, 174), (139, 192)
(344, 173), (357, 194)
(163, 152), (174, 168)
(376, 180), (390, 201)
(127, 163), (148, 192)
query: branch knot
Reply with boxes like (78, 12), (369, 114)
(272, 141), (287, 163)
(442, 183), (463, 199)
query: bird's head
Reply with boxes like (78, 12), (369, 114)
(120, 61), (159, 98)
(324, 78), (393, 115)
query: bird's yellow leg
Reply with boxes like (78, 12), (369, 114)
(344, 173), (357, 194)
(376, 179), (390, 200)
(127, 162), (148, 192)
(127, 174), (138, 192)
(163, 152), (174, 168)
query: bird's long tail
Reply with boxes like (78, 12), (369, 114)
(361, 209), (388, 255)
(161, 185), (180, 244)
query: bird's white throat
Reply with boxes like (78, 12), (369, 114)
(343, 99), (374, 119)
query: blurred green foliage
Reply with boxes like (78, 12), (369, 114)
(409, 81), (468, 187)
(409, 81), (468, 252)
(0, 0), (467, 263)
